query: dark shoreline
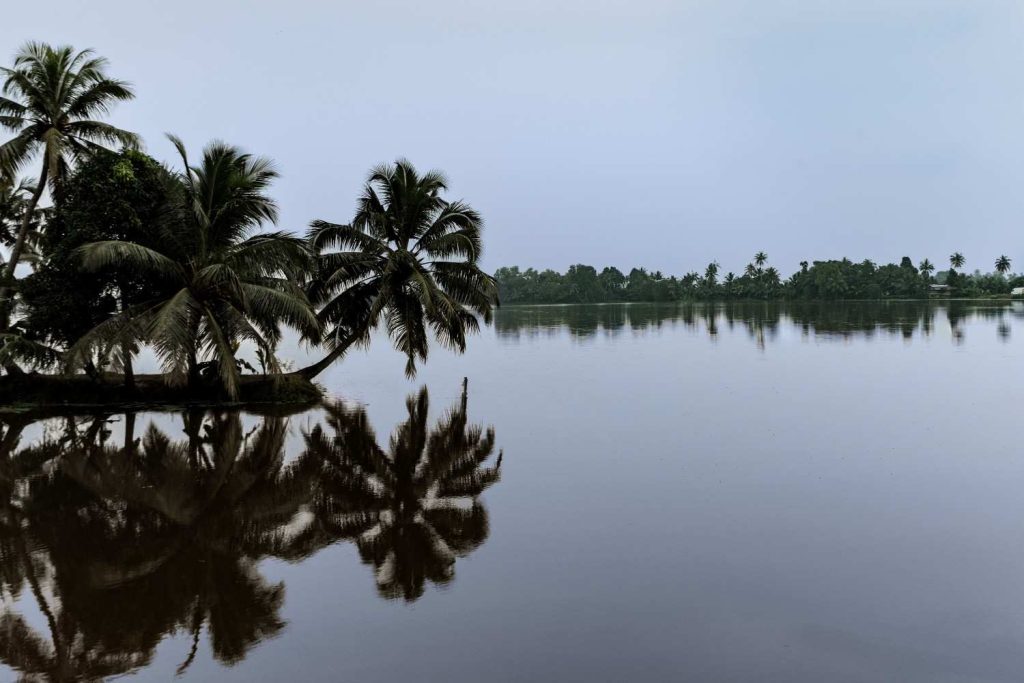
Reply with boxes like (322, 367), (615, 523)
(0, 373), (323, 416)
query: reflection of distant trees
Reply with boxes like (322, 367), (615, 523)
(494, 301), (1015, 347)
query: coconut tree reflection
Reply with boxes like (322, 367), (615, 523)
(0, 410), (320, 679)
(303, 380), (502, 601)
(0, 415), (151, 681)
(0, 383), (503, 678)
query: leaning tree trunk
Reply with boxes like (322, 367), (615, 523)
(292, 333), (362, 381)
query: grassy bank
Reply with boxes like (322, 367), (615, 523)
(0, 373), (323, 415)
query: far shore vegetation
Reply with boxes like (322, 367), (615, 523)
(0, 42), (497, 406)
(496, 253), (1022, 305)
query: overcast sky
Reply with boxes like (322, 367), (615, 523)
(5, 0), (1024, 275)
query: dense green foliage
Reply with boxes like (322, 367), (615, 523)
(496, 254), (1022, 304)
(71, 137), (319, 398)
(20, 150), (169, 357)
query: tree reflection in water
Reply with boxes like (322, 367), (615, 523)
(0, 382), (501, 680)
(302, 379), (501, 601)
(493, 300), (1023, 346)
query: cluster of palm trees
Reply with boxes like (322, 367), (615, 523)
(0, 382), (501, 678)
(918, 253), (1013, 280)
(0, 42), (498, 398)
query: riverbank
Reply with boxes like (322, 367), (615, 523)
(0, 373), (323, 415)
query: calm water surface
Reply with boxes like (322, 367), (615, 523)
(1, 301), (1022, 682)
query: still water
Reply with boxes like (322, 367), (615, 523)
(1, 301), (1022, 682)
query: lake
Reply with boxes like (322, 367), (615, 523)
(1, 301), (1022, 682)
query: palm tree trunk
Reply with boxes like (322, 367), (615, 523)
(119, 293), (135, 390)
(292, 333), (361, 381)
(187, 313), (200, 389)
(0, 157), (48, 332)
(123, 343), (135, 389)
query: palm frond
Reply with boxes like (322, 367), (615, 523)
(76, 240), (182, 280)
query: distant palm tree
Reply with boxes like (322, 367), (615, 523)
(704, 261), (719, 286)
(995, 255), (1011, 275)
(297, 160), (498, 380)
(73, 137), (318, 397)
(918, 258), (934, 281)
(0, 43), (137, 328)
(744, 263), (758, 277)
(754, 251), (768, 267)
(950, 252), (965, 271)
(301, 381), (502, 601)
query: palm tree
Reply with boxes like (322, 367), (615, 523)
(0, 43), (137, 329)
(754, 251), (768, 268)
(301, 381), (502, 601)
(0, 174), (43, 287)
(995, 255), (1011, 275)
(950, 252), (965, 271)
(72, 137), (319, 398)
(744, 263), (758, 278)
(918, 258), (934, 282)
(297, 160), (498, 380)
(703, 261), (719, 287)
(0, 175), (36, 245)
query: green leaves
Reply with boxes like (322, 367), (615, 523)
(77, 240), (183, 280)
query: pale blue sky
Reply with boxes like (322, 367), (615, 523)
(4, 0), (1023, 275)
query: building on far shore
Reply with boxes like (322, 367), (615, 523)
(929, 284), (951, 294)
(1011, 286), (1024, 297)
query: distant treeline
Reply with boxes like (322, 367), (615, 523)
(495, 254), (1023, 303)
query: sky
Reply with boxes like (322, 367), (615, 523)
(4, 0), (1024, 276)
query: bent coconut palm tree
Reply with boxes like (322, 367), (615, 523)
(995, 255), (1011, 275)
(73, 137), (319, 398)
(296, 159), (498, 380)
(301, 380), (502, 601)
(0, 42), (137, 329)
